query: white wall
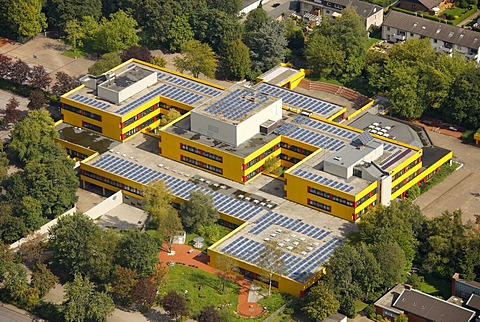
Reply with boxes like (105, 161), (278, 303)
(236, 99), (282, 145)
(240, 0), (272, 15)
(97, 70), (157, 104)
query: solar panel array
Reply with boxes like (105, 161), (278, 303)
(203, 89), (269, 122)
(358, 131), (374, 145)
(164, 75), (222, 96)
(116, 83), (205, 115)
(256, 83), (341, 117)
(249, 212), (330, 239)
(274, 123), (345, 151)
(293, 115), (358, 140)
(292, 169), (355, 193)
(221, 235), (342, 282)
(380, 149), (411, 169)
(70, 94), (111, 110)
(90, 154), (263, 221)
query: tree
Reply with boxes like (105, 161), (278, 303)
(116, 230), (160, 276)
(46, 0), (102, 31)
(121, 45), (152, 62)
(27, 90), (48, 110)
(88, 53), (122, 75)
(94, 10), (140, 53)
(244, 6), (269, 33)
(166, 15), (194, 52)
(0, 0), (47, 41)
(0, 141), (9, 184)
(163, 290), (189, 320)
(144, 180), (174, 225)
(174, 40), (217, 78)
(180, 190), (218, 233)
(52, 71), (78, 96)
(0, 54), (12, 79)
(4, 96), (21, 124)
(198, 306), (222, 322)
(65, 19), (85, 51)
(215, 255), (237, 294)
(370, 242), (406, 289)
(111, 266), (138, 305)
(158, 209), (183, 253)
(10, 60), (30, 85)
(221, 38), (251, 80)
(257, 240), (286, 297)
(131, 277), (157, 312)
(150, 56), (167, 68)
(18, 234), (48, 268)
(18, 196), (44, 231)
(207, 0), (242, 15)
(302, 282), (340, 321)
(63, 274), (115, 322)
(246, 20), (287, 74)
(197, 10), (243, 54)
(160, 108), (181, 126)
(305, 34), (346, 78)
(31, 263), (58, 297)
(28, 65), (51, 90)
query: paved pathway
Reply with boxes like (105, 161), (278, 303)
(159, 244), (265, 318)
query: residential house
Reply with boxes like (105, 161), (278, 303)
(374, 284), (476, 322)
(298, 0), (384, 30)
(396, 0), (450, 15)
(382, 10), (480, 62)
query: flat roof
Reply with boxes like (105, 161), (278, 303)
(57, 122), (119, 154)
(100, 65), (154, 92)
(194, 85), (279, 124)
(255, 82), (344, 119)
(257, 65), (302, 86)
(83, 134), (353, 284)
(64, 62), (223, 116)
(374, 284), (407, 315)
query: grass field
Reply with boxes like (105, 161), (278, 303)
(417, 275), (451, 299)
(62, 49), (84, 58)
(160, 265), (290, 320)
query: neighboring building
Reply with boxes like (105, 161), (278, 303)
(241, 0), (272, 15)
(452, 273), (480, 300)
(298, 0), (384, 30)
(382, 10), (480, 63)
(257, 64), (306, 89)
(474, 129), (480, 145)
(324, 313), (348, 322)
(58, 60), (453, 296)
(375, 284), (477, 322)
(396, 0), (447, 15)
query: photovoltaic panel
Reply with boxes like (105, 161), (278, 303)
(273, 123), (346, 151)
(255, 83), (342, 118)
(69, 94), (111, 110)
(203, 88), (269, 122)
(292, 169), (355, 193)
(292, 115), (358, 140)
(89, 154), (263, 221)
(357, 131), (374, 145)
(164, 75), (222, 96)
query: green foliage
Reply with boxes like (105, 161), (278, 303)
(160, 108), (181, 126)
(305, 9), (368, 81)
(63, 274), (114, 322)
(0, 141), (8, 184)
(65, 19), (84, 51)
(31, 263), (58, 297)
(162, 291), (189, 320)
(221, 38), (251, 80)
(207, 0), (242, 15)
(88, 53), (122, 75)
(419, 163), (458, 193)
(302, 282), (340, 321)
(167, 15), (194, 52)
(110, 266), (138, 305)
(258, 240), (287, 297)
(150, 56), (167, 68)
(197, 9), (243, 54)
(246, 20), (287, 75)
(198, 305), (222, 322)
(47, 0), (102, 31)
(369, 242), (406, 289)
(180, 190), (219, 233)
(244, 6), (269, 33)
(49, 213), (118, 281)
(406, 184), (421, 200)
(116, 230), (161, 276)
(174, 40), (217, 78)
(406, 272), (425, 289)
(0, 0), (47, 41)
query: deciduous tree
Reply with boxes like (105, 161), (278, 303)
(4, 96), (21, 124)
(88, 52), (122, 75)
(52, 71), (78, 96)
(27, 90), (48, 110)
(167, 15), (194, 52)
(244, 6), (269, 33)
(207, 0), (242, 15)
(10, 60), (30, 85)
(174, 40), (217, 78)
(116, 230), (160, 276)
(0, 54), (12, 79)
(257, 240), (286, 297)
(28, 65), (51, 90)
(150, 56), (167, 68)
(163, 290), (189, 320)
(180, 190), (218, 233)
(46, 0), (102, 31)
(302, 282), (340, 321)
(65, 19), (85, 51)
(132, 277), (157, 311)
(31, 263), (58, 297)
(221, 38), (251, 80)
(160, 108), (181, 126)
(198, 306), (222, 322)
(111, 266), (138, 305)
(121, 45), (152, 62)
(0, 0), (47, 41)
(94, 10), (139, 53)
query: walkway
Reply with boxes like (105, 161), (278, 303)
(159, 244), (265, 318)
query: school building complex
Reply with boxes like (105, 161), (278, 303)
(59, 59), (452, 296)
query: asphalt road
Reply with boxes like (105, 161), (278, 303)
(0, 303), (36, 322)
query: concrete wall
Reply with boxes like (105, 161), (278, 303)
(97, 71), (157, 104)
(240, 0), (272, 15)
(84, 190), (123, 219)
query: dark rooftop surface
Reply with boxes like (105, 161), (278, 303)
(466, 294), (480, 310)
(57, 123), (119, 154)
(393, 289), (476, 322)
(421, 146), (452, 169)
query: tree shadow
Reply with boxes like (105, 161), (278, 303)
(142, 307), (173, 322)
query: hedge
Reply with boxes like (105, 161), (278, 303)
(390, 5), (477, 26)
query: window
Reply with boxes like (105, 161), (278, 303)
(308, 186), (355, 207)
(180, 155), (223, 174)
(63, 105), (102, 121)
(245, 143), (280, 169)
(307, 199), (331, 212)
(180, 143), (223, 163)
(82, 121), (102, 133)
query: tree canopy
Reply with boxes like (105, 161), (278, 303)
(0, 0), (47, 41)
(180, 190), (218, 233)
(221, 38), (251, 80)
(302, 282), (340, 321)
(47, 0), (102, 31)
(174, 40), (217, 78)
(116, 230), (161, 276)
(88, 53), (122, 75)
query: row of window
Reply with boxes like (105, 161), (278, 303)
(308, 186), (354, 207)
(123, 116), (157, 140)
(392, 158), (421, 181)
(63, 104), (102, 121)
(123, 105), (156, 127)
(65, 148), (88, 160)
(280, 142), (313, 156)
(244, 166), (262, 181)
(82, 170), (143, 196)
(245, 144), (280, 169)
(307, 198), (332, 212)
(357, 188), (378, 206)
(83, 121), (102, 133)
(180, 155), (223, 174)
(280, 154), (301, 164)
(180, 143), (223, 163)
(392, 172), (418, 193)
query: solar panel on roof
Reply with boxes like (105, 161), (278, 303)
(357, 131), (374, 145)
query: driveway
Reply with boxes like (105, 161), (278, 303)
(414, 131), (480, 224)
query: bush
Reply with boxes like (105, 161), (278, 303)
(406, 184), (421, 200)
(420, 162), (459, 193)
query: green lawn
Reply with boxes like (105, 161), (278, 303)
(442, 7), (468, 17)
(160, 265), (291, 320)
(354, 300), (369, 314)
(62, 49), (85, 58)
(417, 275), (451, 299)
(366, 29), (382, 49)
